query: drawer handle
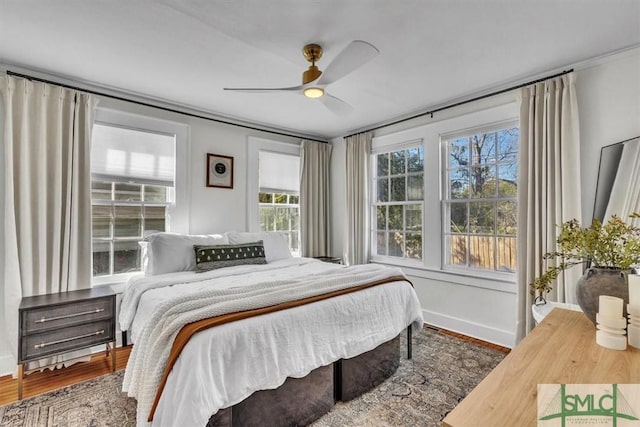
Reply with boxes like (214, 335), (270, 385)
(33, 330), (105, 349)
(34, 308), (105, 324)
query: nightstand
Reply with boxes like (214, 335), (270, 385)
(18, 287), (116, 399)
(313, 256), (343, 264)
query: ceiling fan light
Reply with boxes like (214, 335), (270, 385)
(304, 87), (324, 98)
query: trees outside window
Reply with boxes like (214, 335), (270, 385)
(443, 125), (519, 272)
(373, 146), (424, 260)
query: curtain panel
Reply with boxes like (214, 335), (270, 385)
(299, 140), (332, 257)
(516, 73), (581, 341)
(1, 75), (97, 365)
(344, 132), (371, 265)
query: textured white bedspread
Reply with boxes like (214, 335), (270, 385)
(120, 259), (423, 427)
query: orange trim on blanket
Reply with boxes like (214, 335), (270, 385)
(147, 275), (409, 421)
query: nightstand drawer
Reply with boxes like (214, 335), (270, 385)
(22, 297), (114, 334)
(20, 320), (114, 362)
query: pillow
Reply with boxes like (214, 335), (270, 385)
(139, 241), (149, 274)
(194, 241), (267, 273)
(226, 231), (292, 263)
(145, 232), (228, 275)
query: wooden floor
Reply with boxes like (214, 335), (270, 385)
(0, 346), (131, 406)
(0, 328), (509, 407)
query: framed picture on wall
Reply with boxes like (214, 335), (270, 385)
(206, 153), (234, 189)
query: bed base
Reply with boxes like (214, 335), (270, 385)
(206, 332), (405, 427)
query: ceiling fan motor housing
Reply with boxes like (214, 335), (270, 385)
(302, 44), (323, 84)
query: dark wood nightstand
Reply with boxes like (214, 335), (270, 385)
(313, 256), (343, 264)
(18, 287), (116, 399)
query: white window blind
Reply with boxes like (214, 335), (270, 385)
(259, 151), (300, 193)
(91, 123), (176, 186)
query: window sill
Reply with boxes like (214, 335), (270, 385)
(370, 256), (516, 294)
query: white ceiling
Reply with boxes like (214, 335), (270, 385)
(1, 0), (639, 140)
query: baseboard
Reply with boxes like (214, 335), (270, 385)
(422, 309), (515, 348)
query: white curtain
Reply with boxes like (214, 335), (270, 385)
(604, 141), (640, 225)
(344, 132), (371, 265)
(299, 140), (332, 257)
(1, 75), (97, 366)
(516, 73), (582, 341)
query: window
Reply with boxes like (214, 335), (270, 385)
(372, 145), (424, 260)
(258, 150), (300, 256)
(443, 124), (519, 272)
(90, 110), (188, 283)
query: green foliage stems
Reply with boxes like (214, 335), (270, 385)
(531, 213), (640, 296)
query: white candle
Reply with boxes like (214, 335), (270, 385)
(599, 295), (624, 318)
(629, 274), (640, 307)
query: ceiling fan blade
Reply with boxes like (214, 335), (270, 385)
(319, 93), (354, 115)
(224, 84), (304, 93)
(316, 40), (379, 86)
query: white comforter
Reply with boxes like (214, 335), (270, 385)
(120, 258), (423, 427)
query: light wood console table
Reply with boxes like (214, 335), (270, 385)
(442, 308), (640, 426)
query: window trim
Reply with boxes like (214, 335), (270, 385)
(91, 108), (189, 286)
(367, 102), (519, 287)
(370, 141), (425, 264)
(246, 136), (300, 232)
(440, 119), (519, 276)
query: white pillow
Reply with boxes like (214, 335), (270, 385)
(145, 232), (228, 275)
(226, 231), (292, 263)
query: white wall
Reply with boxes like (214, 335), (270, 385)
(330, 48), (640, 348)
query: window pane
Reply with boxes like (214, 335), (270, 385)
(497, 237), (517, 273)
(113, 241), (140, 274)
(469, 201), (495, 234)
(260, 206), (275, 230)
(388, 232), (403, 257)
(92, 205), (111, 238)
(470, 165), (496, 198)
(274, 193), (288, 204)
(405, 232), (422, 260)
(407, 148), (424, 172)
(390, 150), (405, 175)
(469, 235), (495, 269)
(144, 206), (166, 234)
(144, 185), (167, 202)
(377, 153), (389, 176)
(449, 169), (469, 199)
(447, 235), (467, 266)
(471, 132), (496, 165)
(114, 183), (141, 202)
(376, 206), (387, 230)
(390, 177), (405, 202)
(377, 232), (387, 256)
(498, 163), (518, 197)
(497, 128), (519, 162)
(377, 178), (389, 202)
(497, 201), (517, 235)
(114, 205), (142, 237)
(407, 175), (423, 201)
(92, 241), (110, 277)
(405, 205), (422, 232)
(289, 195), (299, 204)
(449, 138), (468, 168)
(388, 205), (403, 230)
(91, 181), (112, 201)
(259, 192), (273, 203)
(450, 202), (467, 233)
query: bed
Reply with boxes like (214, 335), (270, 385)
(119, 231), (423, 427)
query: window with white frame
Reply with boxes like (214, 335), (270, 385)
(90, 110), (188, 283)
(443, 123), (519, 272)
(372, 145), (424, 260)
(258, 150), (300, 256)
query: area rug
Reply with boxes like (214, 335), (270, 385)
(0, 327), (505, 427)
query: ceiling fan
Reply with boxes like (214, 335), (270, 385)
(223, 40), (379, 114)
